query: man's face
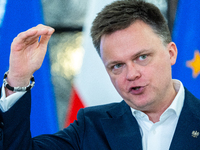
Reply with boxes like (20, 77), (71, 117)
(100, 20), (177, 112)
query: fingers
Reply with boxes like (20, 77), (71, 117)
(11, 24), (54, 51)
(31, 24), (55, 39)
(25, 24), (54, 37)
(36, 24), (55, 49)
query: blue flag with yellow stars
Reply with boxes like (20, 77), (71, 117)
(0, 0), (58, 137)
(172, 0), (200, 99)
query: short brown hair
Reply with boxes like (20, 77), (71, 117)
(91, 0), (171, 55)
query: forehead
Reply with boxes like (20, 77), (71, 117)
(100, 20), (163, 61)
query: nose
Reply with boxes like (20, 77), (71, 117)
(126, 63), (141, 81)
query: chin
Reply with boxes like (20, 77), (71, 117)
(125, 98), (151, 110)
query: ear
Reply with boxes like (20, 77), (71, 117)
(167, 42), (178, 66)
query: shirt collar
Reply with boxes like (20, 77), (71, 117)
(131, 79), (185, 118)
(167, 79), (185, 117)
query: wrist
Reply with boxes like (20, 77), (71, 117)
(6, 71), (31, 87)
(3, 71), (35, 92)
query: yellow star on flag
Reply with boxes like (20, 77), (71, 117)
(186, 50), (200, 78)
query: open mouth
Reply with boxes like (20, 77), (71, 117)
(129, 86), (145, 95)
(132, 87), (141, 90)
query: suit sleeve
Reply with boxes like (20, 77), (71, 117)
(0, 88), (85, 150)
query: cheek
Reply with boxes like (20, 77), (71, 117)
(158, 56), (172, 75)
(148, 57), (172, 85)
(152, 51), (171, 72)
(110, 74), (126, 91)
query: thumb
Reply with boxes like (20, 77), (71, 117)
(38, 34), (52, 50)
(38, 27), (54, 50)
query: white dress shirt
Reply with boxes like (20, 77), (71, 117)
(0, 83), (26, 112)
(131, 79), (185, 150)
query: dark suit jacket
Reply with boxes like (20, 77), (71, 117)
(0, 88), (200, 150)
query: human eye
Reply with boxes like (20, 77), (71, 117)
(113, 63), (123, 69)
(111, 63), (124, 74)
(134, 54), (151, 66)
(138, 54), (148, 60)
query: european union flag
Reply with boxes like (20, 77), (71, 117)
(172, 0), (200, 99)
(0, 0), (58, 136)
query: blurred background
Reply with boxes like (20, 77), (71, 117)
(41, 0), (87, 130)
(1, 0), (200, 137)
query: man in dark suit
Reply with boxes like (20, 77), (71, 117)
(1, 0), (200, 149)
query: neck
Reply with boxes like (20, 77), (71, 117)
(144, 83), (177, 123)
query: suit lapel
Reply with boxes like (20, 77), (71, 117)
(101, 101), (142, 150)
(170, 89), (200, 150)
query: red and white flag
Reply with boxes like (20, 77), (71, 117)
(65, 0), (122, 127)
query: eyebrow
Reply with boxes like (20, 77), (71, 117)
(132, 49), (151, 59)
(105, 60), (122, 69)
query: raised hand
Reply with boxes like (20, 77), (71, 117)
(6, 24), (54, 96)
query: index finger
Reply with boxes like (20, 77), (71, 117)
(12, 25), (54, 48)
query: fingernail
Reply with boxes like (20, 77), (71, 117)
(49, 28), (55, 32)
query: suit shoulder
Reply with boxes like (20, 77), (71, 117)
(184, 88), (200, 117)
(83, 101), (121, 113)
(81, 100), (127, 118)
